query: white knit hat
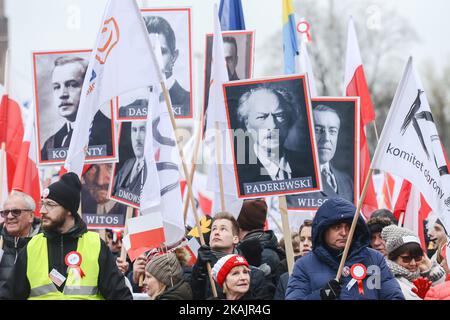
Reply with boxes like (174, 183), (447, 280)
(381, 225), (421, 254)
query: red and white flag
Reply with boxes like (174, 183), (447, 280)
(184, 237), (201, 267)
(11, 108), (41, 216)
(372, 56), (450, 237)
(343, 17), (378, 217)
(64, 0), (160, 177)
(0, 93), (24, 194)
(297, 37), (317, 97)
(205, 4), (242, 218)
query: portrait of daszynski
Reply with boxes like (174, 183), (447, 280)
(32, 50), (116, 165)
(222, 75), (321, 199)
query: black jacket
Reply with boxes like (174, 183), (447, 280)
(0, 218), (41, 295)
(190, 249), (270, 300)
(0, 216), (132, 300)
(155, 279), (193, 300)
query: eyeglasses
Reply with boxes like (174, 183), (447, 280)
(399, 255), (423, 263)
(39, 201), (60, 212)
(0, 209), (33, 218)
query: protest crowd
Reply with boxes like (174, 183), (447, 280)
(1, 0), (450, 302)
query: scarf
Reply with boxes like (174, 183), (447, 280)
(386, 259), (420, 282)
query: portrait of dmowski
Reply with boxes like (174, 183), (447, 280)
(136, 8), (193, 119)
(81, 163), (127, 229)
(110, 121), (147, 208)
(223, 75), (321, 198)
(287, 97), (360, 210)
(32, 50), (116, 165)
(202, 31), (254, 133)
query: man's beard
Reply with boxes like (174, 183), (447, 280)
(42, 213), (67, 232)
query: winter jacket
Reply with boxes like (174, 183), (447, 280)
(155, 279), (192, 300)
(190, 249), (270, 300)
(274, 272), (289, 300)
(285, 197), (405, 300)
(0, 218), (41, 295)
(0, 216), (132, 300)
(425, 281), (450, 300)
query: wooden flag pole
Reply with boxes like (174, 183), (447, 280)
(182, 122), (202, 225)
(160, 81), (218, 298)
(336, 168), (374, 282)
(398, 211), (405, 227)
(279, 196), (295, 275)
(214, 122), (226, 212)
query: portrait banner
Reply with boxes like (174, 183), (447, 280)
(32, 50), (117, 166)
(222, 74), (321, 198)
(202, 30), (255, 134)
(115, 7), (193, 120)
(287, 97), (361, 210)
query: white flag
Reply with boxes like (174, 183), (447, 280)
(297, 39), (317, 97)
(372, 56), (450, 235)
(64, 0), (160, 176)
(205, 4), (243, 218)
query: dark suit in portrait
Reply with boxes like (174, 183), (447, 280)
(41, 110), (113, 161)
(321, 164), (354, 202)
(169, 80), (190, 116)
(113, 158), (148, 199)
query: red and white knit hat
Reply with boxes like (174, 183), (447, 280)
(212, 254), (249, 287)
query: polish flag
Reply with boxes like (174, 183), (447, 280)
(0, 94), (24, 193)
(344, 17), (377, 217)
(184, 237), (201, 267)
(125, 213), (165, 261)
(11, 109), (41, 216)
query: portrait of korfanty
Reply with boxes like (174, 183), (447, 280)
(33, 51), (114, 164)
(141, 9), (192, 118)
(203, 31), (254, 130)
(81, 163), (127, 229)
(287, 98), (359, 210)
(223, 76), (320, 198)
(110, 121), (148, 208)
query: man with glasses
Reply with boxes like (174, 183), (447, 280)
(1, 173), (132, 300)
(0, 191), (41, 295)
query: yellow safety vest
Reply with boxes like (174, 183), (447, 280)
(26, 231), (104, 300)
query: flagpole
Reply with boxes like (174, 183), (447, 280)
(371, 121), (394, 210)
(182, 117), (203, 225)
(279, 196), (295, 275)
(336, 168), (374, 282)
(214, 122), (226, 212)
(120, 206), (134, 261)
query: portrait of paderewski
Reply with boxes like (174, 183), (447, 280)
(223, 77), (320, 198)
(287, 98), (359, 210)
(34, 52), (114, 163)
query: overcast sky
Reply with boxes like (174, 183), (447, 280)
(5, 0), (450, 109)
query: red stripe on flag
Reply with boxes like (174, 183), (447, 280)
(12, 141), (41, 217)
(393, 179), (412, 223)
(129, 227), (165, 250)
(0, 95), (24, 191)
(198, 191), (212, 215)
(346, 65), (375, 126)
(418, 195), (432, 251)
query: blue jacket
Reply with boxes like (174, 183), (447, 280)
(285, 198), (404, 300)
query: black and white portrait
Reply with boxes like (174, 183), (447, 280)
(128, 8), (193, 119)
(202, 31), (254, 133)
(287, 97), (360, 210)
(81, 163), (127, 229)
(223, 75), (321, 198)
(110, 121), (147, 208)
(33, 50), (116, 165)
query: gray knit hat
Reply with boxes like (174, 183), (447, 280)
(381, 225), (421, 254)
(145, 252), (183, 287)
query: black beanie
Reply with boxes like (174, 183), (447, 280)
(42, 172), (82, 216)
(237, 199), (268, 231)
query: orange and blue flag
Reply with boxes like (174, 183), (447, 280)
(282, 0), (299, 74)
